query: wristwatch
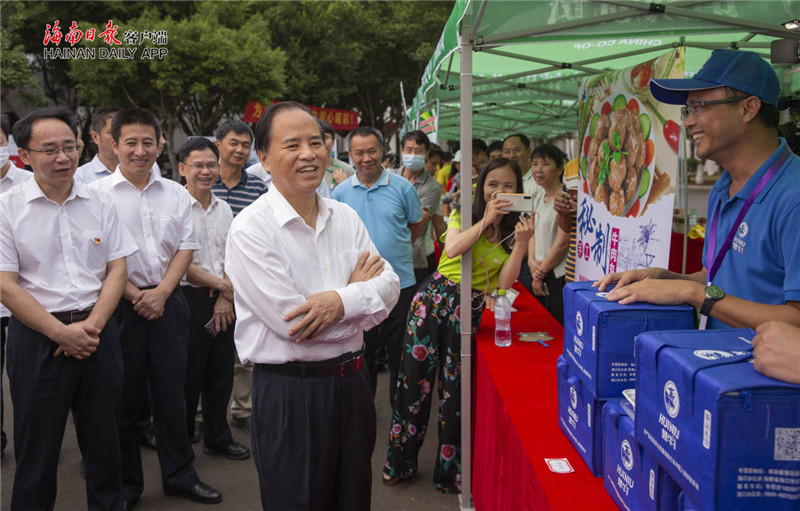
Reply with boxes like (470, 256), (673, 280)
(700, 285), (725, 317)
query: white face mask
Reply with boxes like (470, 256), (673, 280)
(0, 146), (9, 169)
(402, 153), (425, 171)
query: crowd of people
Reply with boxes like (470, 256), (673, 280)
(0, 49), (799, 511)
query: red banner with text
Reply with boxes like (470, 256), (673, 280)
(243, 101), (359, 131)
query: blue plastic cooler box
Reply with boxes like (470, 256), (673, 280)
(603, 400), (680, 511)
(557, 355), (605, 476)
(635, 329), (800, 511)
(562, 281), (695, 399)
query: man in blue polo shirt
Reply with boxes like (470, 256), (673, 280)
(333, 126), (423, 399)
(597, 49), (800, 330)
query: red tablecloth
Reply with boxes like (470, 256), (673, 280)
(472, 286), (616, 511)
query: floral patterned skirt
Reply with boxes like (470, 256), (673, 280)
(383, 271), (485, 494)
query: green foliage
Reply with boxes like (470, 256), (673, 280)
(1, 31), (48, 106)
(3, 0), (452, 151)
(256, 1), (453, 133)
(69, 2), (285, 137)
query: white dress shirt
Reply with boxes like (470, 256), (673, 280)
(182, 191), (233, 286)
(0, 163), (33, 195)
(0, 178), (138, 313)
(76, 155), (162, 185)
(245, 162), (270, 184)
(91, 166), (198, 288)
(74, 154), (114, 184)
(225, 186), (400, 364)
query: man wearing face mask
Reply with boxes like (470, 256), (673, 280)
(396, 130), (447, 284)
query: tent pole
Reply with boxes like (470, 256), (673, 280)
(460, 8), (475, 511)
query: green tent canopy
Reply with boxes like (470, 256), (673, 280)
(408, 3), (800, 508)
(409, 0), (800, 141)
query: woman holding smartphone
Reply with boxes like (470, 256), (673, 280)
(382, 158), (535, 493)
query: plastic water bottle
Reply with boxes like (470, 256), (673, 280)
(494, 289), (512, 347)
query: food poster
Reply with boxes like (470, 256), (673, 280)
(574, 48), (684, 282)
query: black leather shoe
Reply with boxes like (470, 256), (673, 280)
(165, 481), (222, 504)
(230, 416), (250, 435)
(204, 442), (251, 461)
(191, 422), (203, 444)
(139, 429), (157, 451)
(121, 498), (138, 510)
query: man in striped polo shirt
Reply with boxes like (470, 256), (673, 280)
(211, 120), (268, 435)
(212, 120), (268, 216)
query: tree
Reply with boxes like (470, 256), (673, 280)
(68, 2), (286, 179)
(257, 1), (453, 139)
(0, 30), (48, 107)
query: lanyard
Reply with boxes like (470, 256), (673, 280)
(705, 147), (791, 283)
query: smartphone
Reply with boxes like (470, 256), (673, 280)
(204, 317), (218, 337)
(497, 193), (533, 212)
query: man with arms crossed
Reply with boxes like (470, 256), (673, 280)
(93, 108), (220, 506)
(1, 107), (136, 510)
(226, 101), (400, 510)
(597, 50), (800, 330)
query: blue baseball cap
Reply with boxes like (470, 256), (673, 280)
(649, 49), (780, 107)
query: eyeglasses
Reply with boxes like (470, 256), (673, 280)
(181, 162), (220, 171)
(23, 145), (79, 158)
(680, 96), (748, 121)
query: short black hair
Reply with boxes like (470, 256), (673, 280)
(319, 119), (335, 139)
(400, 130), (430, 152)
(531, 143), (566, 171)
(427, 143), (445, 162)
(472, 138), (488, 156)
(178, 137), (219, 163)
(1, 114), (11, 138)
(110, 108), (161, 143)
(215, 120), (254, 144)
(348, 126), (384, 150)
(13, 107), (78, 150)
(503, 133), (530, 149)
(91, 106), (122, 133)
(487, 140), (503, 155)
(253, 101), (317, 154)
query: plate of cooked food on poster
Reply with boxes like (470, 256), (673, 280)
(580, 92), (655, 218)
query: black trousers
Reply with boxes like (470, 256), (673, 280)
(535, 271), (566, 325)
(251, 363), (376, 511)
(115, 289), (198, 501)
(363, 285), (417, 404)
(182, 287), (235, 448)
(7, 316), (123, 511)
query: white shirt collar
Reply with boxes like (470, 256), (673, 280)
(22, 176), (91, 204)
(265, 185), (333, 229)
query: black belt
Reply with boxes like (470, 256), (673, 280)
(52, 308), (92, 324)
(257, 349), (364, 378)
(181, 286), (219, 297)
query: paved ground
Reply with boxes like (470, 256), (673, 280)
(1, 366), (460, 510)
